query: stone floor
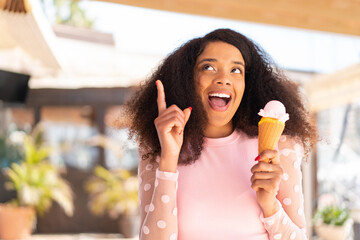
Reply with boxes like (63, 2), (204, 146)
(31, 233), (138, 240)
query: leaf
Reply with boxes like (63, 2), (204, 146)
(94, 166), (113, 181)
(52, 188), (73, 217)
(23, 136), (49, 164)
(4, 131), (74, 217)
(86, 165), (139, 217)
(313, 205), (350, 226)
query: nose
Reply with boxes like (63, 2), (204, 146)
(214, 70), (232, 86)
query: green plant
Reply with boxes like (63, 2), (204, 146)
(85, 166), (139, 218)
(0, 132), (25, 168)
(313, 205), (350, 226)
(40, 0), (95, 28)
(4, 134), (73, 216)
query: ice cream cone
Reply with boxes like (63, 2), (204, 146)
(257, 101), (289, 162)
(258, 117), (285, 161)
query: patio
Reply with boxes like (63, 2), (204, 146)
(31, 234), (138, 240)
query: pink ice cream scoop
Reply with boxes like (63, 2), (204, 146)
(258, 100), (289, 123)
(257, 100), (289, 161)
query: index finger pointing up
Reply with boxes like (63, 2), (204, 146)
(156, 80), (166, 115)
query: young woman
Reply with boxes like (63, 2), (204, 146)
(127, 28), (316, 240)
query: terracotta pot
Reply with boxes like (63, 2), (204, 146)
(0, 204), (36, 240)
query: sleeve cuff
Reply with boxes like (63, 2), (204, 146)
(260, 200), (284, 225)
(156, 168), (179, 181)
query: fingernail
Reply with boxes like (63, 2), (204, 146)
(188, 107), (192, 112)
(155, 80), (158, 86)
(255, 155), (260, 161)
(179, 130), (183, 135)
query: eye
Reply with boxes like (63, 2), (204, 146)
(231, 68), (242, 74)
(202, 64), (215, 71)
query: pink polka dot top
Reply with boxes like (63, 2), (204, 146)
(138, 130), (308, 240)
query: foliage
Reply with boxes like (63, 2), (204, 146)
(0, 132), (25, 168)
(313, 205), (350, 226)
(50, 0), (95, 28)
(4, 133), (73, 216)
(86, 166), (139, 218)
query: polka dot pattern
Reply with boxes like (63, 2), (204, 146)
(280, 148), (291, 156)
(146, 164), (153, 171)
(274, 233), (282, 239)
(149, 203), (155, 212)
(282, 216), (288, 225)
(144, 204), (149, 213)
(161, 195), (170, 203)
(138, 136), (308, 239)
(293, 160), (301, 169)
(143, 225), (150, 235)
(283, 198), (292, 205)
(157, 220), (166, 229)
(294, 143), (303, 155)
(282, 173), (289, 181)
(170, 233), (177, 240)
(144, 184), (151, 191)
(173, 208), (177, 216)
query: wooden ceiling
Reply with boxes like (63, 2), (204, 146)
(96, 0), (360, 36)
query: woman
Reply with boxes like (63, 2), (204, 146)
(127, 28), (316, 240)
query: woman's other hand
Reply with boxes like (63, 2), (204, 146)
(154, 80), (192, 172)
(250, 150), (283, 217)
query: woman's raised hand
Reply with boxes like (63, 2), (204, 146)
(154, 80), (192, 172)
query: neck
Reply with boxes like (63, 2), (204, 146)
(204, 123), (234, 138)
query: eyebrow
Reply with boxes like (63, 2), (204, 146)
(197, 58), (245, 66)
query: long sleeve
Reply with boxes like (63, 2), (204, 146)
(138, 157), (179, 240)
(260, 135), (308, 240)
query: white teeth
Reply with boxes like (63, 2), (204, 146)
(208, 93), (230, 98)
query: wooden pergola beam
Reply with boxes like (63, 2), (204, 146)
(95, 0), (360, 36)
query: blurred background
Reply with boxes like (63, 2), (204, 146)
(0, 0), (359, 239)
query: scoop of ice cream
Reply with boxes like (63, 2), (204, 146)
(258, 100), (289, 123)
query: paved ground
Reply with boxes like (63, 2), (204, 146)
(31, 233), (138, 240)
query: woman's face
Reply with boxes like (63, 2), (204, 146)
(194, 41), (245, 138)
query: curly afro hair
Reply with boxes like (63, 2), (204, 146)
(126, 28), (317, 165)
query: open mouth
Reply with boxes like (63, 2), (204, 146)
(208, 92), (232, 111)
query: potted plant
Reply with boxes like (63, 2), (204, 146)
(0, 132), (74, 240)
(313, 205), (353, 240)
(85, 166), (139, 238)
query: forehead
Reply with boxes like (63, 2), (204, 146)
(197, 41), (244, 62)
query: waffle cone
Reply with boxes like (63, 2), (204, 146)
(258, 117), (285, 159)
